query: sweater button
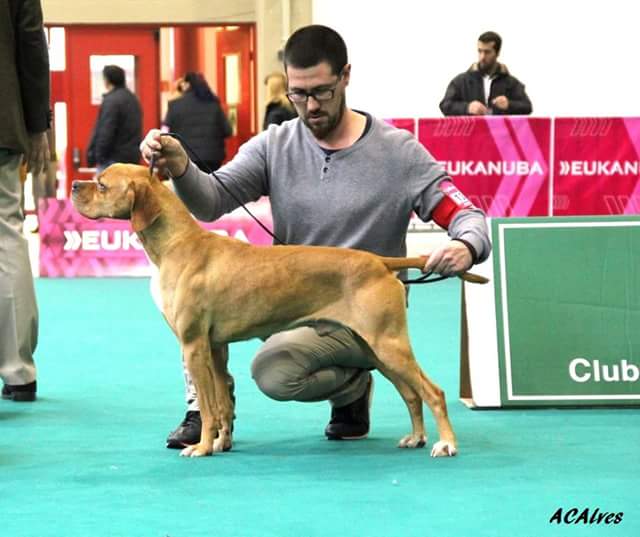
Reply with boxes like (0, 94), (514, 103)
(323, 167), (328, 173)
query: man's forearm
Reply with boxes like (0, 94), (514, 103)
(448, 209), (492, 264)
(172, 161), (225, 221)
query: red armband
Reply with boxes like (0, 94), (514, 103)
(431, 181), (475, 229)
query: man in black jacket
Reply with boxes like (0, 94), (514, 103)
(440, 31), (532, 116)
(88, 65), (142, 171)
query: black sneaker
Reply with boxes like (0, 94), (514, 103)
(166, 378), (236, 449)
(325, 373), (374, 440)
(166, 410), (202, 448)
(2, 381), (37, 402)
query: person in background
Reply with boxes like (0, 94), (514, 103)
(141, 25), (491, 450)
(163, 72), (231, 172)
(171, 76), (186, 99)
(87, 65), (142, 173)
(0, 0), (50, 402)
(440, 31), (532, 116)
(263, 72), (297, 129)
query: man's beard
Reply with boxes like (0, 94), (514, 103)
(302, 95), (346, 140)
(478, 61), (497, 75)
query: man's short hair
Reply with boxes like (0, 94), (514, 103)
(102, 65), (126, 88)
(283, 25), (348, 76)
(478, 31), (502, 54)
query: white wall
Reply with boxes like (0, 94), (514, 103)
(313, 0), (638, 118)
(43, 0), (255, 24)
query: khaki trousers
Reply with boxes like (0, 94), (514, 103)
(183, 321), (373, 412)
(0, 152), (38, 385)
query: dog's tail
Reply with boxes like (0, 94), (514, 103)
(380, 256), (489, 284)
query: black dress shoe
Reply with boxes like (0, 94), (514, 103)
(325, 373), (374, 440)
(2, 381), (37, 402)
(166, 410), (202, 448)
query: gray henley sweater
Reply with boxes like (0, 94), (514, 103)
(173, 114), (491, 263)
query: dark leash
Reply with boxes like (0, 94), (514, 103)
(150, 131), (451, 286)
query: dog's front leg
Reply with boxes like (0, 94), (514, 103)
(180, 337), (218, 457)
(211, 344), (233, 452)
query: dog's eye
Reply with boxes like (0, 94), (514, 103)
(97, 183), (107, 192)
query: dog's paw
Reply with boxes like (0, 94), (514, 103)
(398, 433), (427, 448)
(213, 430), (232, 453)
(180, 443), (213, 457)
(430, 440), (457, 457)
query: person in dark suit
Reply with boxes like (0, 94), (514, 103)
(163, 72), (232, 172)
(87, 65), (142, 172)
(0, 0), (50, 402)
(440, 31), (532, 116)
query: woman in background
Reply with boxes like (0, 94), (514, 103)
(263, 72), (296, 129)
(163, 72), (231, 172)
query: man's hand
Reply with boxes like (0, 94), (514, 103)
(423, 240), (473, 277)
(140, 129), (189, 178)
(467, 100), (489, 115)
(491, 95), (509, 111)
(26, 131), (50, 176)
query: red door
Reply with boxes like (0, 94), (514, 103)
(216, 26), (256, 162)
(64, 26), (160, 193)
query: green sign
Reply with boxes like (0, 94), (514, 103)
(492, 217), (640, 406)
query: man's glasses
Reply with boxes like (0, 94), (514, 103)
(286, 82), (339, 104)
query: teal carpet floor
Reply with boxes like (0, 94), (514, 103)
(1, 278), (638, 537)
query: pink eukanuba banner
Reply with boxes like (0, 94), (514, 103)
(553, 118), (640, 215)
(418, 117), (551, 217)
(39, 198), (274, 277)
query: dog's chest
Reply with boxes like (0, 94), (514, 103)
(146, 256), (164, 312)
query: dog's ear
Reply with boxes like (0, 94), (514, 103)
(129, 180), (162, 232)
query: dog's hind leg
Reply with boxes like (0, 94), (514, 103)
(210, 344), (234, 452)
(376, 367), (427, 448)
(347, 278), (457, 457)
(369, 337), (457, 457)
(413, 363), (457, 457)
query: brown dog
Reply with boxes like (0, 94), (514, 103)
(72, 163), (486, 458)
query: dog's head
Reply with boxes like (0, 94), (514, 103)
(71, 163), (162, 232)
